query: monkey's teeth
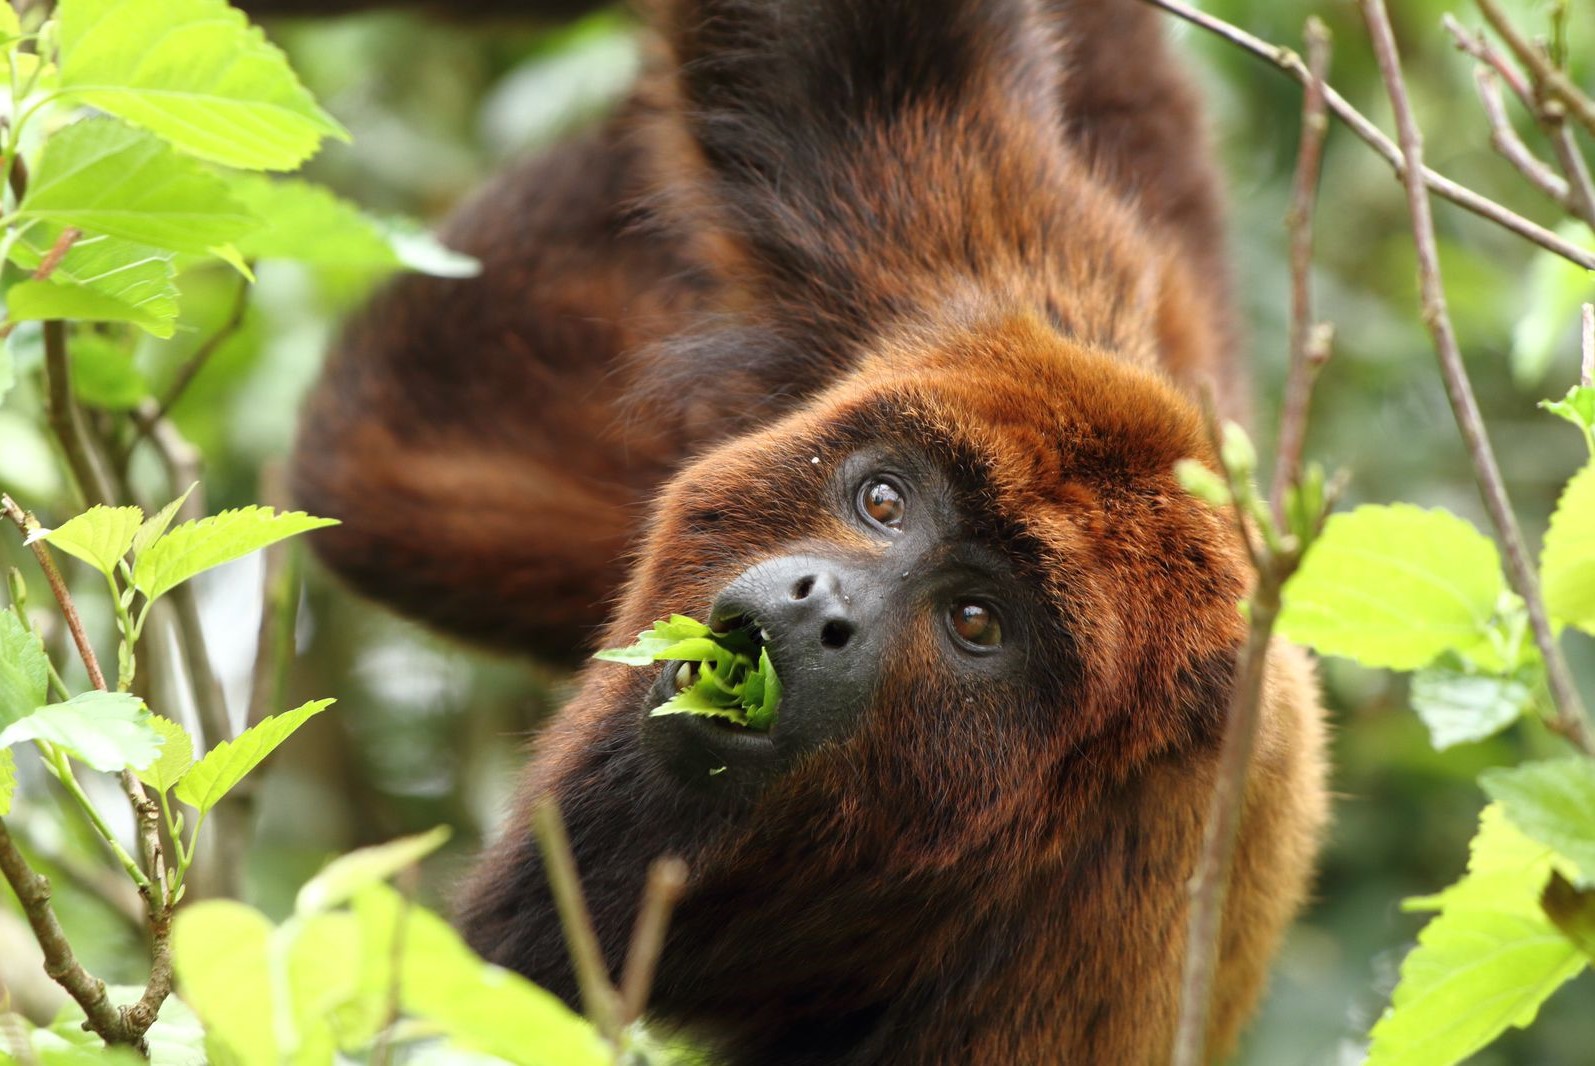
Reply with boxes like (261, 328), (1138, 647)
(674, 662), (694, 692)
(759, 628), (771, 643)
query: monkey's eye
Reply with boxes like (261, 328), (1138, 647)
(859, 477), (906, 531)
(948, 602), (1002, 650)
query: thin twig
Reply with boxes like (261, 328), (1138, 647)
(1138, 0), (1595, 271)
(1582, 303), (1593, 390)
(1472, 67), (1573, 209)
(0, 820), (126, 1045)
(1, 496), (108, 693)
(531, 799), (621, 1041)
(618, 857), (688, 1028)
(1444, 14), (1595, 229)
(1476, 0), (1595, 138)
(1271, 19), (1334, 525)
(1361, 0), (1594, 755)
(151, 275), (250, 424)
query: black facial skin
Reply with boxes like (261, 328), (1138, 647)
(640, 448), (1027, 791)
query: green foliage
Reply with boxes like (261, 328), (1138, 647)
(0, 610), (49, 726)
(55, 0), (347, 170)
(1367, 807), (1586, 1066)
(16, 120), (257, 254)
(1543, 873), (1595, 965)
(7, 234), (179, 337)
(131, 507), (338, 603)
(1540, 386), (1595, 457)
(295, 825), (451, 914)
(169, 844), (611, 1066)
(598, 615), (782, 730)
(0, 747), (14, 815)
(1541, 462), (1595, 636)
(1279, 504), (1507, 670)
(1511, 237), (1594, 388)
(172, 698), (333, 813)
(36, 504), (143, 576)
(0, 692), (160, 773)
(1408, 662), (1537, 751)
(1482, 759), (1595, 883)
(135, 715), (195, 794)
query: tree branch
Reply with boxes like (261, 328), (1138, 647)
(1360, 0), (1594, 756)
(1471, 66), (1574, 210)
(0, 819), (126, 1045)
(1137, 0), (1595, 271)
(1476, 0), (1595, 139)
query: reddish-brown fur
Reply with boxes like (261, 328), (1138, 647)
(292, 1), (1328, 1061)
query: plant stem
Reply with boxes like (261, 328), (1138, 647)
(532, 798), (621, 1042)
(1476, 0), (1595, 138)
(618, 857), (689, 1028)
(42, 746), (149, 890)
(1361, 0), (1594, 756)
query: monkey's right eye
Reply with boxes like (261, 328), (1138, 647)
(859, 477), (906, 531)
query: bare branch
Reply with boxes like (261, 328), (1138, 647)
(1361, 0), (1594, 755)
(42, 323), (116, 509)
(152, 275), (250, 424)
(618, 857), (688, 1028)
(1271, 19), (1334, 525)
(1476, 0), (1595, 138)
(1137, 0), (1595, 271)
(1471, 67), (1573, 209)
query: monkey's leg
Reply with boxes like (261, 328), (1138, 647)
(292, 116), (707, 665)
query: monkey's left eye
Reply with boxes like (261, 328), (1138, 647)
(948, 602), (1003, 650)
(859, 477), (906, 531)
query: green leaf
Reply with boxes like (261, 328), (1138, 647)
(35, 504), (143, 576)
(7, 230), (179, 336)
(132, 506), (337, 603)
(1542, 462), (1595, 636)
(1482, 758), (1595, 883)
(1278, 504), (1506, 671)
(0, 691), (161, 773)
(0, 748), (15, 816)
(171, 900), (279, 1066)
(131, 484), (196, 558)
(135, 715), (194, 794)
(174, 699), (333, 813)
(16, 119), (257, 255)
(353, 884), (610, 1066)
(0, 342), (13, 404)
(282, 911), (360, 1060)
(1409, 664), (1535, 751)
(227, 175), (398, 267)
(296, 826), (452, 916)
(1367, 807), (1585, 1066)
(56, 0), (347, 170)
(0, 612), (50, 728)
(1540, 385), (1595, 457)
(1543, 871), (1595, 964)
(376, 217), (481, 279)
(0, 3), (19, 39)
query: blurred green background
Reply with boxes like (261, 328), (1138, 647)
(1, 1), (1592, 1062)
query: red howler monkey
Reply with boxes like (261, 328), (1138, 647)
(284, 0), (1328, 1061)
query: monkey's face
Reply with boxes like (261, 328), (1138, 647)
(604, 315), (1249, 829)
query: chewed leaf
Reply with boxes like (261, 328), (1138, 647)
(605, 614), (782, 731)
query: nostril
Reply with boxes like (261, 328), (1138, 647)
(819, 620), (854, 649)
(790, 576), (816, 600)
